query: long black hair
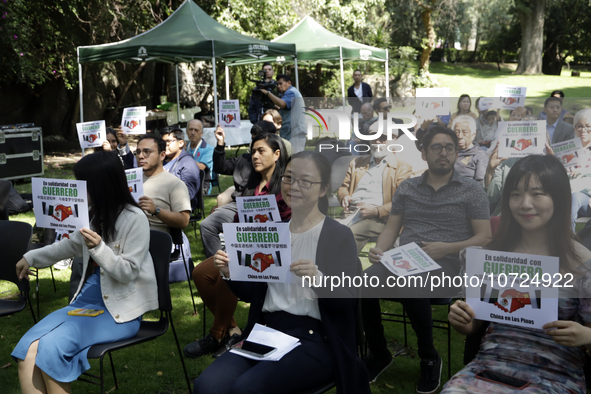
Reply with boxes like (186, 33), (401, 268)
(73, 151), (139, 243)
(488, 155), (578, 271)
(286, 151), (331, 215)
(243, 133), (287, 196)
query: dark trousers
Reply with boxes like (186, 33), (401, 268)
(193, 312), (334, 394)
(200, 202), (238, 258)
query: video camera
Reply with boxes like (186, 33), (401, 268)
(250, 69), (277, 109)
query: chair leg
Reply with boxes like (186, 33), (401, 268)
(180, 247), (198, 314)
(26, 292), (37, 324)
(203, 303), (207, 338)
(402, 306), (408, 348)
(168, 312), (192, 393)
(108, 352), (118, 389)
(99, 354), (105, 394)
(447, 304), (452, 379)
(50, 267), (56, 292)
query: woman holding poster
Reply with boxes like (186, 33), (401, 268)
(193, 151), (370, 394)
(12, 151), (157, 393)
(443, 155), (591, 394)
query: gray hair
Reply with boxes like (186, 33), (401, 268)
(573, 108), (591, 128)
(451, 115), (477, 134)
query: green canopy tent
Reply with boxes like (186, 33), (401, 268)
(76, 0), (296, 125)
(228, 16), (390, 102)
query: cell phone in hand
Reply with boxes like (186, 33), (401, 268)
(475, 369), (529, 389)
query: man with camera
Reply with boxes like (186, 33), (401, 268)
(260, 74), (305, 153)
(248, 62), (277, 124)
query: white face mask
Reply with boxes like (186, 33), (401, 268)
(371, 144), (388, 160)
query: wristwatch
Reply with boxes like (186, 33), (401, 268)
(152, 207), (161, 216)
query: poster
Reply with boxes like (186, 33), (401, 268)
(219, 100), (241, 128)
(121, 106), (146, 134)
(236, 195), (280, 223)
(415, 88), (450, 117)
(125, 168), (144, 202)
(497, 121), (546, 158)
(465, 248), (559, 330)
(552, 138), (584, 170)
(55, 230), (74, 242)
(380, 242), (442, 277)
(223, 222), (291, 283)
(32, 178), (90, 231)
(494, 84), (527, 109)
(477, 97), (495, 112)
(76, 120), (106, 149)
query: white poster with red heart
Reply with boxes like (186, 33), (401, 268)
(32, 178), (90, 231)
(223, 222), (291, 283)
(121, 106), (146, 134)
(219, 100), (241, 129)
(76, 120), (106, 149)
(497, 121), (546, 158)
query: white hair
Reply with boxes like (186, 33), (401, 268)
(451, 115), (477, 134)
(573, 108), (591, 128)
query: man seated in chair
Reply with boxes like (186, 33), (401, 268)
(185, 119), (214, 194)
(161, 127), (201, 212)
(338, 130), (412, 254)
(362, 126), (491, 394)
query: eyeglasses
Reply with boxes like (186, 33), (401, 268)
(379, 105), (392, 112)
(575, 125), (591, 133)
(281, 175), (322, 189)
(429, 144), (457, 154)
(163, 139), (178, 145)
(134, 148), (156, 157)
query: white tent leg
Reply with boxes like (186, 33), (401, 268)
(339, 46), (345, 108)
(213, 57), (218, 126)
(225, 65), (230, 100)
(385, 49), (390, 99)
(78, 59), (85, 157)
(175, 64), (181, 126)
(294, 57), (300, 90)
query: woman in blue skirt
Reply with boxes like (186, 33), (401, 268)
(13, 151), (158, 394)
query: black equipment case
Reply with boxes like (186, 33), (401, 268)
(0, 126), (44, 180)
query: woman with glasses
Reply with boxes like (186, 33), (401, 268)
(194, 151), (370, 394)
(184, 132), (291, 359)
(443, 155), (591, 394)
(12, 151), (157, 394)
(567, 109), (591, 229)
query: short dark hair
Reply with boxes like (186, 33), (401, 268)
(246, 133), (287, 196)
(73, 151), (139, 243)
(373, 98), (388, 112)
(354, 69), (361, 74)
(137, 133), (166, 154)
(544, 96), (562, 108)
(161, 127), (184, 142)
(250, 121), (278, 137)
(420, 126), (459, 151)
(550, 90), (564, 98)
(263, 62), (272, 68)
(277, 74), (291, 83)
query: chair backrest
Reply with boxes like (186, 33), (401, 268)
(0, 180), (13, 220)
(330, 155), (355, 193)
(149, 230), (173, 312)
(197, 169), (205, 212)
(0, 221), (33, 293)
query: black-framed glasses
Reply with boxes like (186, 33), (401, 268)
(134, 148), (156, 157)
(281, 175), (322, 189)
(163, 139), (178, 145)
(429, 144), (456, 154)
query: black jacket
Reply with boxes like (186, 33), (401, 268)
(347, 82), (373, 113)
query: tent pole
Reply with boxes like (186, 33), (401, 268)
(385, 49), (390, 99)
(212, 57), (218, 126)
(294, 57), (300, 90)
(339, 46), (345, 108)
(175, 64), (181, 126)
(78, 60), (85, 157)
(225, 65), (230, 100)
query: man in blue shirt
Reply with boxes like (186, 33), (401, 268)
(185, 119), (214, 194)
(260, 74), (305, 153)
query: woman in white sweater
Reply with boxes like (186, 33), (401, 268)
(12, 151), (157, 394)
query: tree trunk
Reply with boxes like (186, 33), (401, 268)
(418, 1), (437, 72)
(514, 0), (545, 74)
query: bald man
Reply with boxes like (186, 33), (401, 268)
(186, 119), (214, 194)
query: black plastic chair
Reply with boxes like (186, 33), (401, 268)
(189, 169), (206, 239)
(0, 179), (12, 220)
(79, 230), (191, 393)
(28, 227), (58, 318)
(0, 221), (36, 323)
(380, 298), (453, 379)
(170, 227), (198, 315)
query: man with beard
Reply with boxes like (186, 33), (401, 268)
(451, 115), (489, 183)
(361, 126), (491, 393)
(338, 131), (412, 253)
